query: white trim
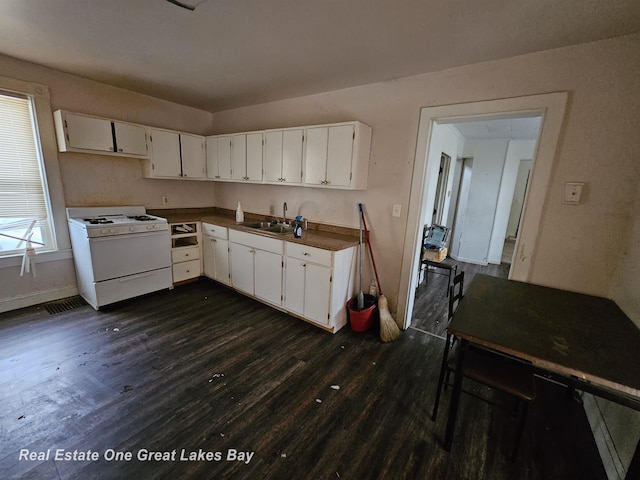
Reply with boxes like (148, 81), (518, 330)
(399, 93), (568, 328)
(583, 393), (625, 480)
(0, 284), (79, 314)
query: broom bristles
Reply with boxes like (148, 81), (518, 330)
(378, 295), (400, 343)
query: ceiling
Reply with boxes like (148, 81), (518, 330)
(1, 0), (639, 113)
(452, 116), (542, 140)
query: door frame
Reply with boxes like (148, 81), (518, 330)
(397, 92), (568, 328)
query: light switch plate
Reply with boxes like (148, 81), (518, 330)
(563, 182), (584, 204)
(392, 204), (401, 217)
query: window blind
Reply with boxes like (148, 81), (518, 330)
(0, 91), (54, 255)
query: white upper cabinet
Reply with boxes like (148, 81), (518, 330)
(146, 128), (205, 179)
(113, 121), (149, 156)
(180, 133), (206, 179)
(231, 132), (263, 182)
(304, 121), (371, 190)
(205, 135), (232, 180)
(264, 128), (304, 184)
(53, 110), (149, 158)
(148, 129), (181, 177)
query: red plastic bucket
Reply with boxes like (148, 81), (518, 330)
(347, 294), (377, 332)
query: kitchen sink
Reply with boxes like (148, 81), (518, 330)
(241, 221), (292, 234)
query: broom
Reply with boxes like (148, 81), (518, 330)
(359, 204), (401, 343)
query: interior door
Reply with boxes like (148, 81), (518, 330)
(450, 158), (472, 259)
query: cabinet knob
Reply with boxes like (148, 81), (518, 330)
(303, 252), (310, 256)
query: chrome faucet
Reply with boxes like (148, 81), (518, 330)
(283, 202), (288, 225)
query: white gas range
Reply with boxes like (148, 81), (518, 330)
(67, 206), (172, 309)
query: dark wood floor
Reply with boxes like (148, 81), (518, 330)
(1, 280), (606, 479)
(412, 260), (510, 337)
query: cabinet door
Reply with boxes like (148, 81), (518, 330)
(231, 134), (247, 180)
(180, 133), (206, 179)
(281, 129), (303, 184)
(304, 263), (332, 325)
(254, 249), (282, 306)
(64, 113), (114, 153)
(205, 136), (219, 179)
(214, 238), (230, 285)
(113, 121), (148, 157)
(263, 131), (283, 182)
(150, 129), (181, 177)
(325, 125), (354, 187)
(304, 126), (328, 185)
(230, 242), (254, 295)
(217, 135), (232, 180)
(203, 236), (230, 285)
(284, 258), (306, 316)
(246, 133), (263, 181)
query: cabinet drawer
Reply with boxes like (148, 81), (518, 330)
(202, 223), (228, 239)
(286, 242), (332, 267)
(229, 229), (283, 254)
(172, 259), (200, 283)
(171, 246), (200, 263)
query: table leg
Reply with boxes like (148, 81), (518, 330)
(444, 337), (468, 451)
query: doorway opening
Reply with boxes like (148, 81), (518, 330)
(396, 93), (568, 330)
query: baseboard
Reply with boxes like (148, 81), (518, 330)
(583, 393), (625, 480)
(0, 285), (79, 314)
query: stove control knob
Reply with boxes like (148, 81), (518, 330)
(101, 228), (108, 234)
(109, 228), (116, 234)
(129, 226), (135, 232)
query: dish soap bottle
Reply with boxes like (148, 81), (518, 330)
(293, 215), (303, 238)
(236, 202), (244, 223)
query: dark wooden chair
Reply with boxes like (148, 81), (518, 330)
(431, 272), (535, 461)
(417, 224), (457, 296)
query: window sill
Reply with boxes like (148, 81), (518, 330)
(0, 249), (73, 269)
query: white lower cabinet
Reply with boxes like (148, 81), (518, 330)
(229, 230), (283, 307)
(202, 223), (230, 285)
(285, 257), (332, 326)
(221, 229), (356, 333)
(284, 242), (356, 332)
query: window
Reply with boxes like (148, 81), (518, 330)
(0, 91), (56, 256)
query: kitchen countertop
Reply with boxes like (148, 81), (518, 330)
(149, 208), (362, 251)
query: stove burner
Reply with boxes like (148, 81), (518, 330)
(84, 217), (114, 224)
(127, 215), (155, 221)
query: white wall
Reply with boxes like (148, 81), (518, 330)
(455, 139), (509, 264)
(487, 139), (537, 264)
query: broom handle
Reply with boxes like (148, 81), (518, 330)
(359, 203), (383, 296)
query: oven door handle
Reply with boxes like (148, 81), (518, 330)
(88, 230), (168, 242)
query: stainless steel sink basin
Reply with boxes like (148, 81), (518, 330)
(241, 221), (275, 229)
(262, 224), (293, 234)
(241, 221), (292, 234)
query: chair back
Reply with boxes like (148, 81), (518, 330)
(448, 271), (464, 321)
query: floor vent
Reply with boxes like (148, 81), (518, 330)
(43, 296), (87, 315)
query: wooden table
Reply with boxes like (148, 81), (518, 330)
(444, 274), (640, 475)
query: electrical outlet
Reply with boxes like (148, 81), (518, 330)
(269, 205), (275, 215)
(162, 196), (169, 205)
(392, 204), (401, 217)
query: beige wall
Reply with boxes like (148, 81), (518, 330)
(210, 34), (640, 323)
